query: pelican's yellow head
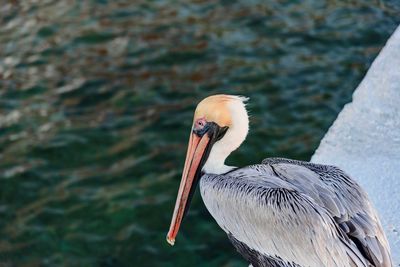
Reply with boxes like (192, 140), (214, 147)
(193, 94), (249, 127)
(167, 94), (249, 246)
(194, 94), (237, 127)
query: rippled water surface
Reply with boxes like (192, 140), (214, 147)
(1, 1), (399, 266)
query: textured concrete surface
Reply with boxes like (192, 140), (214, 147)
(312, 26), (400, 265)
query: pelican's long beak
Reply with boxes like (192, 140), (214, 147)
(166, 131), (210, 246)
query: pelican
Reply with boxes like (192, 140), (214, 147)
(166, 94), (392, 267)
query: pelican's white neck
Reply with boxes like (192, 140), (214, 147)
(202, 97), (249, 174)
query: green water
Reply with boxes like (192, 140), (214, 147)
(0, 1), (399, 266)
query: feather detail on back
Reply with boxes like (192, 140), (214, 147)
(261, 158), (392, 267)
(199, 158), (392, 267)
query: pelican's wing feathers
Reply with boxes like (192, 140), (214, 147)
(261, 158), (392, 267)
(201, 165), (367, 267)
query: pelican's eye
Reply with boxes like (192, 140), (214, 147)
(195, 118), (207, 130)
(193, 118), (209, 136)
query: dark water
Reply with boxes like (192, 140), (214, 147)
(0, 1), (399, 266)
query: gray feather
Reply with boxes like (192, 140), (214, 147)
(199, 158), (392, 267)
(261, 157), (392, 267)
